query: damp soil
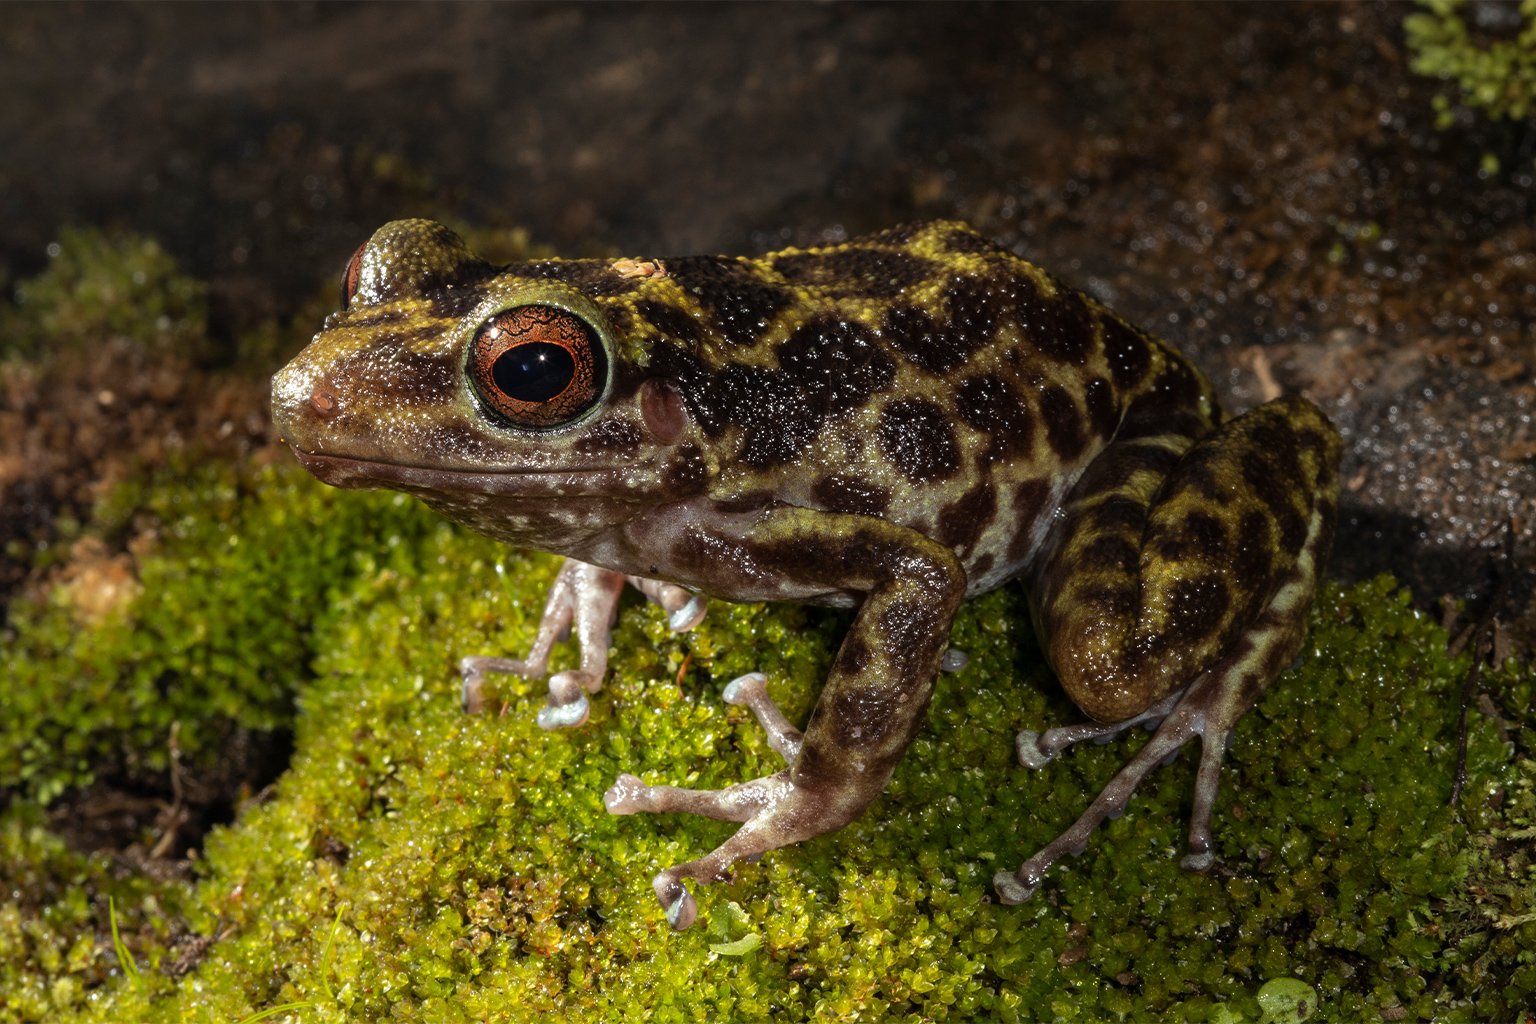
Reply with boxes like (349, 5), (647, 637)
(2, 1), (1532, 862)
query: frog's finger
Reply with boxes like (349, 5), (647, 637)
(721, 672), (803, 764)
(461, 558), (627, 719)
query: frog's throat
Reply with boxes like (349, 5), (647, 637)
(290, 449), (664, 499)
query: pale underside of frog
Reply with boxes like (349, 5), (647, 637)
(271, 218), (1340, 931)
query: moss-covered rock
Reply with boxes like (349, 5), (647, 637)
(2, 224), (1531, 1021)
(3, 471), (1531, 1020)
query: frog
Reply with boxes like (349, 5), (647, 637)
(271, 218), (1340, 931)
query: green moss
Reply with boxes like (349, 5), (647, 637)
(7, 475), (1529, 1022)
(1, 228), (208, 362)
(1405, 0), (1536, 145)
(1, 462), (444, 804)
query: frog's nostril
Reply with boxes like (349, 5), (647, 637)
(309, 386), (341, 418)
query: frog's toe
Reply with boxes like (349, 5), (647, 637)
(532, 669), (602, 729)
(460, 655), (538, 715)
(1016, 691), (1178, 767)
(668, 594), (708, 633)
(653, 871), (699, 931)
(1014, 730), (1054, 769)
(992, 866), (1042, 905)
(536, 694), (590, 730)
(605, 767), (861, 929)
(721, 673), (803, 764)
(602, 773), (649, 814)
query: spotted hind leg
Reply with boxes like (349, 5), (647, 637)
(996, 395), (1340, 901)
(995, 533), (1324, 902)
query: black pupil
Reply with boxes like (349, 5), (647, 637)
(492, 342), (575, 403)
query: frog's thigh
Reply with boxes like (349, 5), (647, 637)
(605, 510), (967, 929)
(1034, 396), (1339, 722)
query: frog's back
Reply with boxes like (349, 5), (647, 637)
(564, 221), (1222, 593)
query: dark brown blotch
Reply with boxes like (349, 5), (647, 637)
(1005, 478), (1055, 563)
(425, 288), (488, 322)
(834, 633), (874, 677)
(936, 483), (998, 554)
(772, 248), (938, 299)
(519, 259), (636, 298)
(813, 475), (892, 517)
(881, 303), (971, 375)
(938, 225), (1005, 255)
(1182, 510), (1230, 560)
(1101, 316), (1154, 390)
(1165, 575), (1232, 646)
(1079, 533), (1139, 575)
(646, 343), (726, 436)
(943, 275), (1003, 351)
(1152, 360), (1206, 409)
(1232, 509), (1276, 590)
(775, 318), (896, 416)
(1172, 446), (1230, 504)
(1089, 494), (1146, 537)
(662, 444), (709, 493)
(876, 398), (961, 482)
(1073, 582), (1137, 619)
(1240, 450), (1294, 516)
(1039, 384), (1087, 461)
(636, 299), (705, 345)
(955, 373), (1034, 458)
(877, 596), (945, 676)
(667, 255), (796, 348)
(716, 364), (822, 468)
(1248, 419), (1304, 483)
(1084, 376), (1118, 440)
(1015, 276), (1094, 364)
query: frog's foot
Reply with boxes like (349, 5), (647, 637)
(459, 559), (706, 723)
(605, 673), (861, 930)
(994, 679), (1226, 904)
(605, 767), (866, 931)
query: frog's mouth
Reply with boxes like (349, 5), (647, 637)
(290, 449), (664, 499)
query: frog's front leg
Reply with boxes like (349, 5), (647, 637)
(995, 395), (1340, 902)
(605, 510), (967, 930)
(460, 558), (706, 726)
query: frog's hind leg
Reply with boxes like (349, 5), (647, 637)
(996, 396), (1339, 903)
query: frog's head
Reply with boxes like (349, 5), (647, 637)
(272, 220), (703, 522)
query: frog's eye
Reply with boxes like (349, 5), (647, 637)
(340, 241), (367, 310)
(468, 305), (609, 429)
